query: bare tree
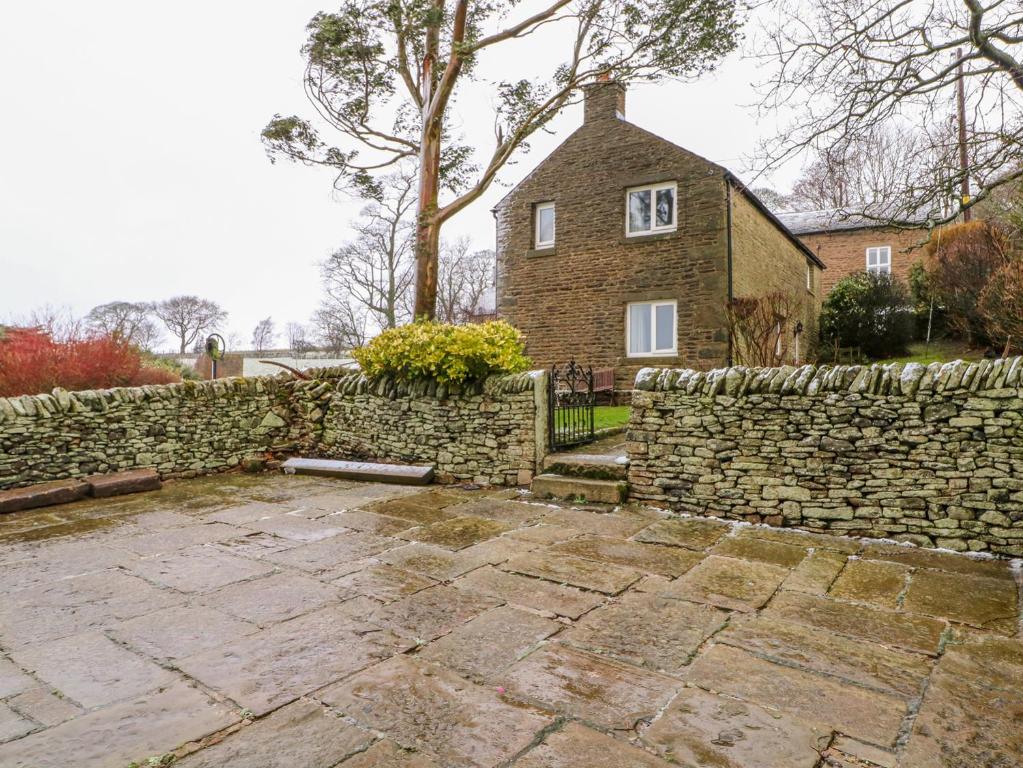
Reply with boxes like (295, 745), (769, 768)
(436, 239), (495, 323)
(787, 124), (959, 216)
(320, 172), (416, 332)
(286, 322), (317, 357)
(754, 0), (1023, 227)
(749, 187), (794, 213)
(84, 301), (161, 350)
(262, 0), (741, 319)
(252, 317), (276, 352)
(724, 292), (799, 367)
(154, 296), (228, 354)
(21, 304), (82, 342)
(312, 305), (368, 354)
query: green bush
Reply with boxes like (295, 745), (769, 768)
(820, 272), (915, 359)
(352, 320), (531, 384)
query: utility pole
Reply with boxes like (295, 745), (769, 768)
(956, 48), (971, 222)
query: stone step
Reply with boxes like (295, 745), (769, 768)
(530, 474), (627, 504)
(0, 479), (89, 514)
(282, 457), (434, 485)
(86, 469), (162, 498)
(542, 452), (629, 481)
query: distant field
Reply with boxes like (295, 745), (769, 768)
(872, 340), (985, 366)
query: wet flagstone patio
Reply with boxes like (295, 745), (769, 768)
(0, 473), (1021, 767)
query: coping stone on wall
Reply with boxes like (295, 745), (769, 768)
(634, 357), (1023, 397)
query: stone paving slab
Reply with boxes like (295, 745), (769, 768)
(416, 606), (560, 682)
(717, 614), (932, 697)
(640, 685), (830, 767)
(402, 516), (513, 550)
(130, 545), (276, 593)
(327, 509), (419, 536)
(560, 591), (727, 672)
(334, 564), (437, 603)
(336, 739), (442, 767)
(262, 532), (399, 573)
(536, 506), (661, 538)
(779, 548), (847, 595)
(829, 558), (911, 609)
(631, 516), (730, 550)
(5, 686), (82, 727)
(177, 599), (414, 716)
(452, 566), (604, 619)
(115, 522), (239, 556)
(370, 585), (502, 643)
(549, 535), (704, 576)
(502, 551), (641, 594)
(859, 543), (1015, 580)
(319, 655), (552, 768)
(111, 605), (258, 661)
(516, 721), (672, 767)
(0, 703), (34, 743)
(0, 682), (237, 768)
(498, 644), (681, 731)
(902, 568), (1019, 635)
(367, 498), (459, 525)
(10, 631), (177, 709)
(0, 657), (36, 699)
(201, 572), (340, 625)
(0, 568), (183, 648)
(378, 542), (495, 581)
(686, 644), (907, 747)
(710, 534), (809, 568)
(660, 554), (788, 612)
(175, 698), (373, 768)
(764, 590), (948, 656)
(241, 513), (351, 543)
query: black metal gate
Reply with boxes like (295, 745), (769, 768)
(548, 361), (596, 451)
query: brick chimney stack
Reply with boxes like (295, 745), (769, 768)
(583, 78), (625, 124)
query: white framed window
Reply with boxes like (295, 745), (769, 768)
(866, 246), (891, 275)
(626, 182), (677, 236)
(534, 202), (555, 248)
(806, 262), (813, 291)
(626, 300), (677, 357)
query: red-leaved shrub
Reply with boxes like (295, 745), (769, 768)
(0, 328), (181, 397)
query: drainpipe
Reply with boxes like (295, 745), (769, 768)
(725, 181), (734, 367)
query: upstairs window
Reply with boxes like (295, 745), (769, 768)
(535, 202), (555, 248)
(627, 182), (676, 236)
(627, 300), (677, 357)
(866, 246), (891, 275)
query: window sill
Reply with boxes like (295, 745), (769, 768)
(625, 353), (679, 361)
(620, 231), (678, 245)
(526, 247), (556, 258)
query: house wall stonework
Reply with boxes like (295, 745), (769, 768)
(796, 226), (925, 294)
(0, 370), (547, 491)
(730, 191), (821, 361)
(628, 360), (1023, 556)
(496, 85), (731, 390)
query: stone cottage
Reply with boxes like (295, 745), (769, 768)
(776, 209), (929, 295)
(494, 81), (825, 390)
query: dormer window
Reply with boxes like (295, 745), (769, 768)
(626, 182), (676, 236)
(535, 202), (555, 248)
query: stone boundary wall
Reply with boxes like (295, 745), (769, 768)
(628, 359), (1023, 556)
(320, 371), (547, 486)
(0, 367), (547, 490)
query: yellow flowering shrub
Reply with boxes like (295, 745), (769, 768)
(352, 320), (531, 384)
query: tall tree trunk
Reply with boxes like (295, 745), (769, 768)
(414, 95), (443, 320)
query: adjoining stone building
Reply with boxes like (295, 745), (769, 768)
(494, 81), (825, 390)
(776, 209), (929, 295)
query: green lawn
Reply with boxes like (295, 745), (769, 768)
(593, 405), (630, 431)
(871, 339), (984, 366)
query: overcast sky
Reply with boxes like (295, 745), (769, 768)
(0, 1), (797, 351)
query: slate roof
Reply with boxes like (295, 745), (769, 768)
(776, 208), (931, 235)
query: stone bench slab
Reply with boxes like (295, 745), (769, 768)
(0, 479), (89, 514)
(282, 458), (434, 486)
(86, 469), (163, 498)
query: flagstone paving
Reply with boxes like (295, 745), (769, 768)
(0, 473), (1020, 767)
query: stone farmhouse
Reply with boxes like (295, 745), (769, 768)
(776, 209), (929, 295)
(494, 80), (826, 390)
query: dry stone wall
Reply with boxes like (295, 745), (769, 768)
(320, 371), (546, 486)
(628, 359), (1023, 556)
(0, 368), (546, 491)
